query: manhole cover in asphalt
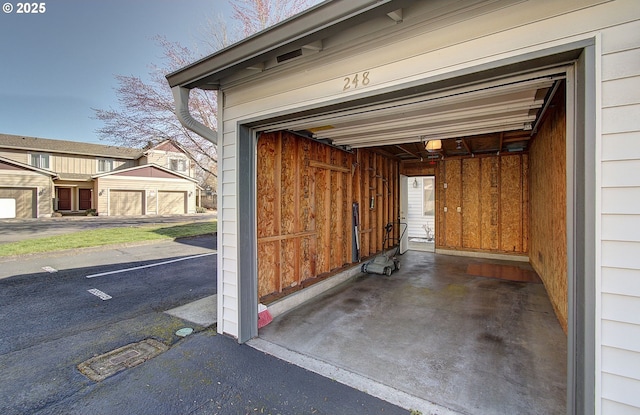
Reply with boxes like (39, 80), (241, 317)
(78, 339), (169, 382)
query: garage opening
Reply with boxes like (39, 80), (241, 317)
(249, 63), (577, 414)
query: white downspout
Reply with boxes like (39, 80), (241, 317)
(171, 86), (218, 145)
(171, 84), (224, 336)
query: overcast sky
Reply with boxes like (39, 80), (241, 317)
(0, 0), (234, 144)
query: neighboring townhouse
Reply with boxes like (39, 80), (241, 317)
(0, 133), (200, 218)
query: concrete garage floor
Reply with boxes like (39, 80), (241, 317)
(257, 250), (567, 415)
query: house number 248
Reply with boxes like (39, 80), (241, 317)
(343, 71), (371, 91)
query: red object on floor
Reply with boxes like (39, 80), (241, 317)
(258, 304), (273, 328)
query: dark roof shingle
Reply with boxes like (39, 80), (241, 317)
(0, 133), (142, 159)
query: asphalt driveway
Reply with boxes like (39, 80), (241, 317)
(0, 235), (405, 415)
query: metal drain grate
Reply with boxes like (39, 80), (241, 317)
(78, 339), (169, 382)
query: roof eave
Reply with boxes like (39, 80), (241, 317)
(166, 0), (412, 90)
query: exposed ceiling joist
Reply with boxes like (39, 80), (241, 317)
(254, 72), (563, 160)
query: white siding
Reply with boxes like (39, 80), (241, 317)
(602, 373), (640, 410)
(217, 124), (239, 337)
(215, 2), (640, 410)
(406, 177), (435, 239)
(600, 15), (640, 411)
(601, 399), (640, 415)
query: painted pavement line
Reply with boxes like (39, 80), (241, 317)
(87, 288), (112, 300)
(42, 266), (58, 273)
(85, 252), (216, 279)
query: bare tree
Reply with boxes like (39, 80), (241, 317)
(94, 0), (319, 185)
(93, 38), (218, 184)
(231, 0), (318, 38)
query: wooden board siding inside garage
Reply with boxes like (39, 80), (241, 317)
(528, 85), (567, 333)
(436, 154), (529, 255)
(257, 131), (399, 301)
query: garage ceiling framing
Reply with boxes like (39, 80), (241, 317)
(256, 70), (565, 160)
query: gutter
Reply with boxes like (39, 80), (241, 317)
(171, 86), (218, 145)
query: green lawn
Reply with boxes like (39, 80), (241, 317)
(0, 221), (217, 257)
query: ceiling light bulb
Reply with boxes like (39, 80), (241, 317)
(425, 139), (442, 152)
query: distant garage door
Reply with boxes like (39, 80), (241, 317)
(158, 191), (186, 215)
(0, 188), (35, 219)
(109, 190), (143, 216)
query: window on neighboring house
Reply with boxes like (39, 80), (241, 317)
(97, 158), (113, 172)
(169, 158), (187, 173)
(30, 153), (50, 169)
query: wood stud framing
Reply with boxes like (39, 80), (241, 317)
(258, 100), (566, 330)
(257, 131), (399, 301)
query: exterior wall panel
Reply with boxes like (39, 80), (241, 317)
(601, 399), (640, 415)
(602, 373), (640, 410)
(51, 154), (132, 174)
(600, 18), (640, 408)
(602, 346), (640, 382)
(0, 150), (28, 164)
(218, 127), (239, 338)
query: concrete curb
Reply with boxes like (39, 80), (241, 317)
(248, 338), (466, 415)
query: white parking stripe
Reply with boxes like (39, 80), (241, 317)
(87, 288), (112, 300)
(42, 266), (57, 273)
(85, 252), (216, 279)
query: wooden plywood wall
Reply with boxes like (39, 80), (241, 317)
(436, 154), (529, 255)
(529, 84), (567, 333)
(257, 131), (399, 301)
(353, 149), (400, 259)
(400, 161), (437, 177)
